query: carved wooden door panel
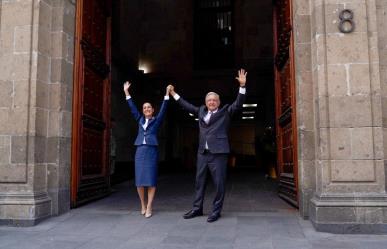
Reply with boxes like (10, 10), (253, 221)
(71, 0), (111, 207)
(273, 0), (298, 207)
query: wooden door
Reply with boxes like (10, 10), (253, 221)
(273, 0), (298, 207)
(71, 0), (112, 207)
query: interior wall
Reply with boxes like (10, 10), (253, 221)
(110, 0), (143, 163)
(110, 0), (276, 174)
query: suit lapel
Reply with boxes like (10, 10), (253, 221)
(140, 116), (155, 131)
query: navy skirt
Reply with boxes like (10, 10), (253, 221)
(135, 145), (159, 187)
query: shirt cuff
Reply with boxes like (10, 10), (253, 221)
(239, 87), (246, 94)
(164, 96), (170, 100)
(173, 93), (180, 101)
(125, 95), (131, 100)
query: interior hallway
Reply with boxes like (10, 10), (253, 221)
(1, 170), (387, 249)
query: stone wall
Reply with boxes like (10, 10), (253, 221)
(293, 0), (315, 219)
(308, 0), (387, 233)
(376, 0), (387, 192)
(0, 0), (75, 225)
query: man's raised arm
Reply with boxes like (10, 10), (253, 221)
(228, 69), (247, 115)
(168, 84), (200, 115)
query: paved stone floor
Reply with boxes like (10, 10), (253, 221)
(1, 168), (387, 249)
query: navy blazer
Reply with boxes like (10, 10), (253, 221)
(176, 91), (245, 154)
(127, 98), (168, 146)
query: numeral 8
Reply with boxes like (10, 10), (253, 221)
(339, 9), (355, 33)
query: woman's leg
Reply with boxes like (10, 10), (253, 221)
(145, 187), (156, 217)
(137, 187), (146, 214)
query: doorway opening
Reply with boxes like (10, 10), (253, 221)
(71, 0), (298, 210)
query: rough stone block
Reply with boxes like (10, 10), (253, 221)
(331, 160), (375, 182)
(315, 205), (357, 223)
(0, 31), (14, 56)
(345, 2), (369, 33)
(51, 32), (67, 58)
(36, 81), (49, 108)
(329, 128), (351, 159)
(59, 137), (71, 167)
(48, 83), (64, 110)
(379, 66), (387, 96)
(46, 137), (59, 163)
(38, 0), (52, 30)
(48, 110), (60, 137)
(328, 96), (372, 127)
(318, 96), (329, 128)
(295, 15), (311, 44)
(383, 128), (387, 157)
(32, 164), (47, 192)
(373, 127), (383, 160)
(50, 58), (64, 83)
(13, 80), (33, 108)
(349, 64), (371, 95)
(0, 136), (11, 164)
(34, 136), (47, 163)
(57, 188), (70, 214)
(0, 81), (13, 108)
(51, 7), (64, 32)
(295, 43), (312, 72)
(1, 0), (37, 28)
(66, 36), (75, 63)
(47, 163), (59, 190)
(37, 54), (50, 83)
(58, 162), (71, 189)
(14, 25), (34, 53)
(35, 108), (48, 137)
(64, 84), (73, 111)
(295, 0), (310, 16)
(316, 64), (327, 96)
(0, 164), (27, 183)
(299, 160), (316, 190)
(371, 95), (382, 127)
(326, 33), (369, 64)
(8, 108), (29, 135)
(318, 128), (329, 159)
(63, 3), (76, 35)
(351, 127), (374, 160)
(38, 26), (51, 56)
(11, 136), (28, 164)
(327, 64), (347, 96)
(0, 54), (32, 81)
(60, 111), (72, 138)
(299, 130), (315, 160)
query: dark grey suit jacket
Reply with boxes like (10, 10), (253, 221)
(176, 91), (246, 154)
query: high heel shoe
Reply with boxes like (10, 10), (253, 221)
(141, 207), (146, 215)
(145, 208), (152, 218)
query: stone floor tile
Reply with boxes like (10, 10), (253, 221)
(1, 170), (387, 249)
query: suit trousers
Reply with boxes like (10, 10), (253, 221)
(193, 151), (228, 215)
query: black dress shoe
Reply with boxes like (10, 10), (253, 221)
(183, 209), (203, 219)
(207, 213), (221, 223)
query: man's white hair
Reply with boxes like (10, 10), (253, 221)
(205, 92), (220, 102)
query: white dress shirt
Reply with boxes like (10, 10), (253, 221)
(172, 88), (245, 151)
(204, 109), (218, 149)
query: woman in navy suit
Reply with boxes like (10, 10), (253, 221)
(123, 81), (170, 218)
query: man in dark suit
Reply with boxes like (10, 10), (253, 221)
(168, 69), (247, 222)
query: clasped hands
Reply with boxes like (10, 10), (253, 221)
(124, 69), (246, 97)
(166, 68), (247, 96)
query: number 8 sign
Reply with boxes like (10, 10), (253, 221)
(339, 9), (355, 33)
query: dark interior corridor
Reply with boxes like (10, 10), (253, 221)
(109, 0), (278, 196)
